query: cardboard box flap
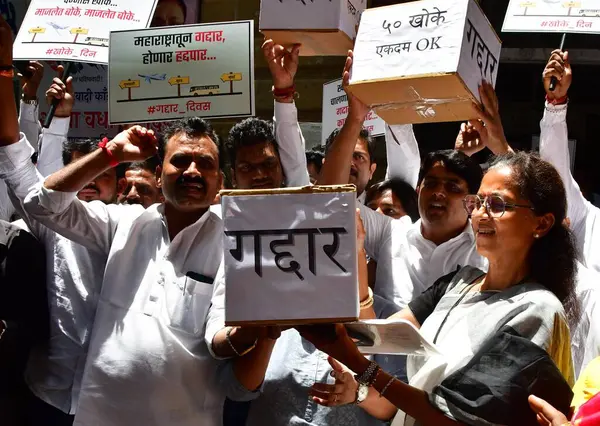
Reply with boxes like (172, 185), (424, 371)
(220, 185), (357, 197)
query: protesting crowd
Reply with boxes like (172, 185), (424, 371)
(1, 0), (600, 425)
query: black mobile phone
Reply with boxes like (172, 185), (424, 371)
(13, 61), (33, 79)
(346, 325), (375, 347)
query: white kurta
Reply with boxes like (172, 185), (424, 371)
(4, 134), (256, 425)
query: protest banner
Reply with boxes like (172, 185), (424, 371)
(108, 21), (255, 125)
(322, 78), (385, 145)
(36, 63), (120, 139)
(260, 0), (366, 56)
(502, 0), (600, 34)
(12, 0), (158, 64)
(222, 186), (358, 326)
(349, 0), (501, 125)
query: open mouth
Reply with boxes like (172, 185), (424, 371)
(78, 188), (99, 197)
(477, 228), (495, 236)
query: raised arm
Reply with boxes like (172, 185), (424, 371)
(385, 124), (420, 189)
(264, 39), (310, 187)
(18, 61), (44, 152)
(539, 50), (591, 230)
(317, 51), (369, 186)
(37, 65), (74, 176)
(454, 81), (512, 157)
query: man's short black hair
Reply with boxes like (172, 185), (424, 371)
(158, 117), (222, 169)
(62, 138), (127, 179)
(226, 118), (279, 168)
(305, 149), (324, 174)
(417, 149), (483, 194)
(324, 128), (376, 164)
(366, 178), (420, 222)
(127, 156), (160, 175)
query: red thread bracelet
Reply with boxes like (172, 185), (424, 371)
(98, 137), (119, 167)
(272, 85), (296, 98)
(546, 94), (568, 106)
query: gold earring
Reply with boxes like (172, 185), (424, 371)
(534, 234), (539, 239)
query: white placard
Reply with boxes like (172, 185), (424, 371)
(351, 0), (500, 104)
(502, 0), (600, 34)
(108, 21), (255, 125)
(12, 0), (158, 64)
(322, 78), (385, 145)
(223, 191), (358, 325)
(346, 319), (440, 355)
(36, 63), (119, 139)
(260, 0), (365, 39)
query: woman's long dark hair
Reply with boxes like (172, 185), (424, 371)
(490, 152), (579, 322)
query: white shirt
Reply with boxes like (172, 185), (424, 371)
(360, 204), (487, 309)
(18, 157), (254, 425)
(273, 100), (311, 188)
(540, 104), (600, 274)
(0, 121), (101, 415)
(571, 262), (600, 379)
(0, 102), (44, 222)
(385, 124), (421, 189)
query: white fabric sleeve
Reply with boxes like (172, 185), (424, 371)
(539, 103), (593, 234)
(205, 261), (227, 360)
(37, 117), (70, 176)
(385, 124), (421, 189)
(358, 202), (392, 262)
(18, 101), (42, 153)
(273, 101), (311, 187)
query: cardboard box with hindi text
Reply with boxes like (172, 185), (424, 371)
(259, 0), (366, 56)
(348, 0), (501, 125)
(222, 186), (358, 326)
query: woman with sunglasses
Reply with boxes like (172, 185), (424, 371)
(300, 152), (579, 425)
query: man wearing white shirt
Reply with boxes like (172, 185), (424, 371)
(0, 50), (122, 424)
(539, 49), (600, 275)
(538, 51), (600, 375)
(1, 111), (260, 424)
(0, 61), (44, 222)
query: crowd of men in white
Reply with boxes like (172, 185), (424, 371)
(0, 14), (598, 426)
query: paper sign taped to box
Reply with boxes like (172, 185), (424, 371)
(349, 0), (501, 125)
(260, 0), (366, 56)
(502, 0), (600, 34)
(222, 186), (359, 326)
(13, 0), (158, 64)
(322, 78), (385, 145)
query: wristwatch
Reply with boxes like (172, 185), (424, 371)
(355, 383), (369, 405)
(21, 96), (39, 106)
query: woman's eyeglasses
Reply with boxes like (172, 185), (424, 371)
(463, 194), (534, 218)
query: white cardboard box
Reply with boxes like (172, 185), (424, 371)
(222, 186), (358, 326)
(259, 0), (366, 56)
(349, 0), (501, 124)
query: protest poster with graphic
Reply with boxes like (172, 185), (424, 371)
(12, 0), (158, 64)
(108, 21), (255, 125)
(322, 78), (385, 145)
(222, 186), (358, 326)
(502, 0), (600, 33)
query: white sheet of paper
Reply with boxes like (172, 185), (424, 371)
(13, 0), (158, 64)
(108, 21), (255, 125)
(502, 0), (600, 34)
(346, 319), (440, 355)
(351, 0), (467, 85)
(321, 78), (385, 145)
